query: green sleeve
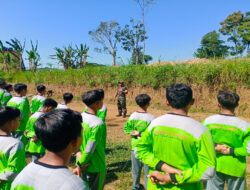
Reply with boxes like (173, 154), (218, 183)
(234, 127), (250, 156)
(97, 110), (107, 122)
(135, 128), (161, 168)
(83, 107), (87, 113)
(124, 119), (134, 135)
(175, 130), (216, 184)
(79, 124), (103, 165)
(25, 120), (36, 138)
(0, 143), (26, 181)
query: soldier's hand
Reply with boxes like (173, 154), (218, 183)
(148, 171), (171, 185)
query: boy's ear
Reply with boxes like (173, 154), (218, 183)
(165, 99), (170, 106)
(218, 103), (222, 108)
(190, 98), (195, 105)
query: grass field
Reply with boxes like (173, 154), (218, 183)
(67, 101), (250, 190)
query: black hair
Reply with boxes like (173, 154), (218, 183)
(63, 93), (74, 102)
(14, 83), (27, 94)
(166, 84), (193, 109)
(37, 85), (46, 93)
(82, 90), (103, 106)
(35, 109), (82, 152)
(135, 94), (151, 107)
(4, 84), (12, 91)
(0, 106), (20, 126)
(96, 89), (104, 99)
(43, 98), (58, 108)
(217, 90), (239, 110)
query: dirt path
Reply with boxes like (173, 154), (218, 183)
(68, 101), (250, 189)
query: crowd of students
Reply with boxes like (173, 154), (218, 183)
(0, 78), (249, 190)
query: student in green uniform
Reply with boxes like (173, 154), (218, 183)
(1, 84), (13, 106)
(57, 92), (73, 110)
(30, 85), (46, 114)
(83, 89), (107, 122)
(0, 106), (26, 190)
(0, 80), (7, 106)
(25, 99), (58, 161)
(7, 84), (30, 145)
(203, 90), (250, 190)
(74, 89), (107, 190)
(11, 109), (88, 190)
(135, 84), (216, 190)
(124, 94), (155, 190)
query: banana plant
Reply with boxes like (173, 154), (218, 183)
(26, 40), (40, 72)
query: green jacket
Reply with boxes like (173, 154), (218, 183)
(30, 95), (45, 114)
(124, 111), (155, 150)
(1, 92), (12, 106)
(202, 114), (250, 177)
(83, 105), (107, 123)
(7, 97), (30, 132)
(78, 112), (107, 173)
(136, 113), (216, 190)
(0, 88), (5, 106)
(25, 112), (46, 154)
(0, 136), (26, 190)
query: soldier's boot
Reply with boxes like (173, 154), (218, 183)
(123, 111), (127, 118)
(116, 111), (122, 117)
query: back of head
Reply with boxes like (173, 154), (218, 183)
(35, 109), (82, 152)
(63, 93), (74, 102)
(43, 98), (58, 108)
(82, 90), (102, 106)
(135, 94), (151, 107)
(217, 90), (239, 110)
(4, 84), (12, 91)
(37, 85), (46, 93)
(14, 83), (27, 94)
(166, 84), (193, 109)
(96, 89), (104, 99)
(0, 106), (20, 126)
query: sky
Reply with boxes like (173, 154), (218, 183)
(0, 0), (249, 68)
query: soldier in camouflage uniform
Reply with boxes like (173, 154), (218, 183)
(115, 81), (128, 117)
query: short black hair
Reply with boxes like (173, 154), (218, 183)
(4, 84), (12, 91)
(217, 90), (239, 110)
(0, 106), (20, 126)
(63, 93), (74, 102)
(96, 89), (104, 99)
(43, 98), (58, 108)
(82, 90), (103, 106)
(166, 84), (193, 109)
(37, 85), (46, 93)
(35, 109), (82, 152)
(135, 94), (151, 107)
(14, 83), (27, 94)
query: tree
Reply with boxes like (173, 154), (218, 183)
(75, 44), (90, 68)
(131, 50), (152, 64)
(119, 19), (146, 65)
(239, 11), (250, 53)
(0, 41), (10, 72)
(133, 0), (155, 64)
(6, 38), (26, 71)
(194, 31), (229, 59)
(89, 21), (120, 66)
(26, 40), (40, 72)
(219, 11), (246, 56)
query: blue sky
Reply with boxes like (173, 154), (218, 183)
(0, 0), (249, 67)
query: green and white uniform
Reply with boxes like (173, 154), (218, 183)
(83, 105), (107, 123)
(0, 88), (5, 106)
(57, 103), (69, 110)
(7, 97), (30, 144)
(0, 136), (26, 190)
(1, 92), (12, 106)
(11, 160), (88, 190)
(124, 111), (155, 190)
(30, 95), (45, 114)
(202, 114), (250, 190)
(78, 112), (107, 190)
(25, 112), (46, 156)
(135, 113), (216, 190)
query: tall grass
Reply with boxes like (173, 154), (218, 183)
(0, 60), (249, 89)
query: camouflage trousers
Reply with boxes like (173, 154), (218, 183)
(117, 98), (127, 114)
